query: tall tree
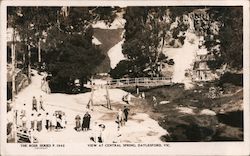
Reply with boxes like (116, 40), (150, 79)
(206, 7), (243, 70)
(8, 6), (119, 93)
(116, 7), (170, 77)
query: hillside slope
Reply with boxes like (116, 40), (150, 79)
(93, 28), (124, 73)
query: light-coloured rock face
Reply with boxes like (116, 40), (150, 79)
(92, 36), (102, 45)
(161, 10), (222, 88)
(176, 107), (216, 116)
(162, 31), (200, 89)
(176, 106), (195, 115)
(199, 109), (216, 116)
(108, 39), (126, 69)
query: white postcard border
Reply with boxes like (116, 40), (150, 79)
(0, 0), (249, 155)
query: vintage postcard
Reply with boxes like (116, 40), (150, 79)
(0, 0), (249, 155)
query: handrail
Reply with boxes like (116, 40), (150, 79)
(96, 77), (173, 88)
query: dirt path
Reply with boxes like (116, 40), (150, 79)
(10, 70), (167, 143)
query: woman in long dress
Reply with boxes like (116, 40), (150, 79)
(75, 115), (81, 131)
(82, 112), (91, 131)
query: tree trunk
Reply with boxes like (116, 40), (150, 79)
(38, 38), (41, 63)
(28, 44), (31, 80)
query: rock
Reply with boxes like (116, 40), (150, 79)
(200, 109), (216, 116)
(159, 101), (170, 105)
(176, 107), (195, 115)
(190, 99), (198, 102)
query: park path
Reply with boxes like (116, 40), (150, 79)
(12, 70), (167, 143)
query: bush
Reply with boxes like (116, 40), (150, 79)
(219, 72), (243, 86)
(45, 33), (105, 93)
(110, 60), (133, 79)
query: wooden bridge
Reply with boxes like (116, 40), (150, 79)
(86, 76), (173, 110)
(85, 77), (173, 89)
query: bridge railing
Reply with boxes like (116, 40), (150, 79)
(106, 77), (172, 87)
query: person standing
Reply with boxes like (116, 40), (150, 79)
(21, 103), (27, 118)
(123, 106), (130, 122)
(113, 126), (122, 143)
(37, 113), (42, 132)
(61, 112), (66, 129)
(141, 92), (145, 99)
(97, 124), (106, 143)
(83, 112), (91, 131)
(56, 114), (63, 130)
(51, 113), (57, 131)
(136, 85), (139, 95)
(75, 115), (81, 131)
(32, 96), (38, 112)
(45, 112), (50, 131)
(90, 122), (98, 142)
(81, 116), (85, 131)
(39, 95), (45, 111)
(30, 113), (36, 130)
(153, 96), (157, 107)
(122, 93), (131, 104)
(21, 115), (27, 129)
(117, 109), (124, 128)
(127, 93), (131, 104)
(28, 130), (34, 143)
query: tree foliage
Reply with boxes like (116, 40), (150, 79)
(8, 6), (118, 93)
(111, 6), (243, 79)
(206, 7), (243, 70)
(111, 7), (173, 78)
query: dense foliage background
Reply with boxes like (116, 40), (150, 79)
(8, 6), (243, 92)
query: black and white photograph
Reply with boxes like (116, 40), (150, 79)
(0, 0), (249, 155)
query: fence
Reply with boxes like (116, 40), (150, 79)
(105, 77), (173, 88)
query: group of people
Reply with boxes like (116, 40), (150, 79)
(90, 122), (106, 143)
(89, 106), (130, 143)
(16, 89), (148, 143)
(18, 95), (67, 133)
(75, 112), (91, 132)
(18, 95), (45, 131)
(31, 95), (45, 112)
